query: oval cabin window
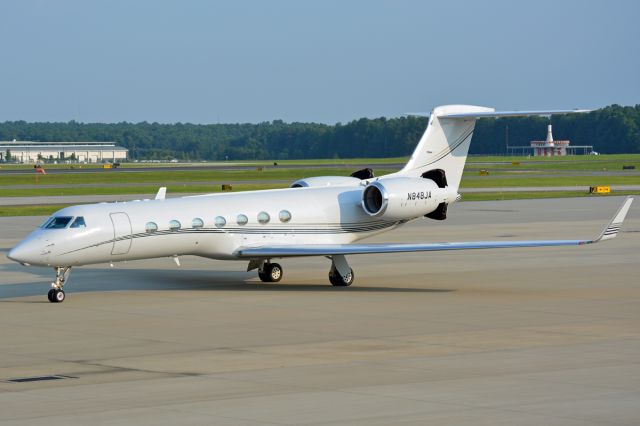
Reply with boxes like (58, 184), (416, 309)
(215, 216), (226, 228)
(145, 222), (158, 233)
(237, 214), (248, 225)
(279, 210), (292, 223)
(192, 218), (204, 229)
(257, 212), (270, 224)
(169, 220), (181, 231)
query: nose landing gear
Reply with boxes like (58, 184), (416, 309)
(47, 266), (71, 303)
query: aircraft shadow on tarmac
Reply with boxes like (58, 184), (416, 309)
(0, 265), (454, 300)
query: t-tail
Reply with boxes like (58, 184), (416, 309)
(393, 105), (591, 191)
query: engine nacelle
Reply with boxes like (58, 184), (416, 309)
(362, 177), (446, 220)
(291, 176), (362, 188)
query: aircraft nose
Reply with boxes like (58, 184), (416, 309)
(7, 245), (25, 263)
(7, 240), (41, 265)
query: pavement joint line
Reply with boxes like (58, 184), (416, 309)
(3, 375), (78, 384)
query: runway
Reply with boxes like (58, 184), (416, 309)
(1, 197), (639, 425)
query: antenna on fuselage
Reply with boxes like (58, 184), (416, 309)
(155, 187), (166, 200)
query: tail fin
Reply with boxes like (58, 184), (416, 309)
(398, 105), (492, 189)
(395, 105), (591, 191)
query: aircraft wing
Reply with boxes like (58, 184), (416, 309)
(235, 197), (633, 258)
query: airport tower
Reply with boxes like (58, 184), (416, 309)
(530, 125), (570, 156)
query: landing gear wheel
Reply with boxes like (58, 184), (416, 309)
(48, 289), (65, 303)
(267, 263), (283, 282)
(329, 268), (354, 287)
(48, 266), (72, 303)
(258, 263), (283, 283)
(54, 289), (66, 303)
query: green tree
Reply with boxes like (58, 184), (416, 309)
(0, 105), (637, 159)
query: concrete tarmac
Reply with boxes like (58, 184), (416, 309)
(0, 197), (639, 425)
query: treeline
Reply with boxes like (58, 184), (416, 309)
(0, 105), (638, 160)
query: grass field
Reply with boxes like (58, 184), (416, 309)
(459, 175), (640, 188)
(460, 191), (639, 202)
(0, 167), (398, 187)
(0, 183), (289, 198)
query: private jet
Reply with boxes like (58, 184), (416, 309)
(7, 105), (634, 302)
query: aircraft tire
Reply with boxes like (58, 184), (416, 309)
(54, 289), (66, 303)
(267, 263), (283, 283)
(47, 289), (56, 303)
(329, 268), (354, 287)
(258, 270), (270, 282)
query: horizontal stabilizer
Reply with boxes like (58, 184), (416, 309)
(407, 109), (592, 119)
(440, 109), (592, 119)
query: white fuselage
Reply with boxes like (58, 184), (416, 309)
(10, 182), (447, 267)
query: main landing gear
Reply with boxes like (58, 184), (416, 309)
(258, 262), (283, 283)
(252, 255), (355, 287)
(47, 266), (71, 303)
(328, 255), (354, 287)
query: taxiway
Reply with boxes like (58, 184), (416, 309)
(1, 197), (638, 425)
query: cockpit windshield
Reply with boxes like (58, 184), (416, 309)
(70, 216), (86, 228)
(39, 217), (55, 228)
(43, 216), (73, 229)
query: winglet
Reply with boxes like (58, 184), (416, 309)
(593, 196), (634, 242)
(155, 187), (167, 200)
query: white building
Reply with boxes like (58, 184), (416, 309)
(0, 141), (128, 163)
(506, 125), (593, 156)
(529, 125), (570, 156)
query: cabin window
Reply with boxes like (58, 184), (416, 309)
(169, 220), (181, 231)
(279, 210), (292, 223)
(257, 211), (270, 224)
(236, 214), (248, 225)
(70, 216), (86, 228)
(44, 216), (73, 229)
(145, 222), (158, 233)
(192, 218), (204, 229)
(215, 216), (226, 228)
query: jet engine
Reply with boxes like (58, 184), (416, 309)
(361, 177), (445, 220)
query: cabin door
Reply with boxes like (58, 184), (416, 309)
(110, 212), (132, 255)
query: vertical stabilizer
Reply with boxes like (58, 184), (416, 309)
(396, 105), (494, 190)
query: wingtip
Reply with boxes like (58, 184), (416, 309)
(594, 196), (634, 242)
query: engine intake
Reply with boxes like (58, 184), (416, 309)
(361, 177), (442, 220)
(362, 182), (388, 216)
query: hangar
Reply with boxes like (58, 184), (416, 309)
(0, 140), (128, 163)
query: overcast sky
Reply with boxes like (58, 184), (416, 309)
(0, 0), (638, 124)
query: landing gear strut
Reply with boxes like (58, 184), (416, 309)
(328, 255), (354, 287)
(258, 262), (283, 283)
(48, 266), (71, 303)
